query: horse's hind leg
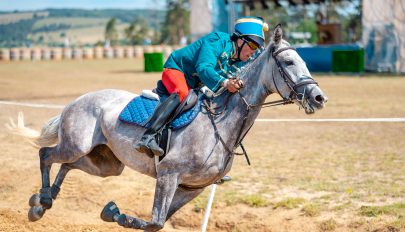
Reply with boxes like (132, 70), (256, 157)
(28, 163), (71, 221)
(38, 147), (56, 209)
(30, 144), (124, 222)
(51, 163), (71, 199)
(38, 146), (81, 207)
(28, 145), (87, 221)
(29, 163), (71, 204)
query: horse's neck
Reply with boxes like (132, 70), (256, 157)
(214, 51), (270, 144)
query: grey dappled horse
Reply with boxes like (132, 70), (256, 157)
(14, 26), (327, 231)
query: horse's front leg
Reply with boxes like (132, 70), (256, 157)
(166, 187), (204, 220)
(102, 173), (179, 231)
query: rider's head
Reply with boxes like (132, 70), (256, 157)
(231, 16), (269, 62)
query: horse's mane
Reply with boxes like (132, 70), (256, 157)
(235, 39), (291, 81)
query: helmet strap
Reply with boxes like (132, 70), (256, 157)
(233, 39), (246, 62)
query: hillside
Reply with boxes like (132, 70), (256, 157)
(0, 9), (166, 47)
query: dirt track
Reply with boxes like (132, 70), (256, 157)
(0, 59), (404, 231)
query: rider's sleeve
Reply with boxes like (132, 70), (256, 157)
(195, 37), (226, 92)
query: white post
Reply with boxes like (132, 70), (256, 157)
(201, 184), (217, 232)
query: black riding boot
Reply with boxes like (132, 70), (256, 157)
(134, 93), (180, 156)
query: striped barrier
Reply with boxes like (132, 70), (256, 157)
(0, 49), (10, 61)
(0, 46), (183, 62)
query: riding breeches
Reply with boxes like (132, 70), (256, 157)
(161, 68), (190, 102)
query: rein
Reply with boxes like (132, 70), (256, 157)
(203, 46), (318, 166)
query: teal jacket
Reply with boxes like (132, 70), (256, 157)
(164, 32), (246, 92)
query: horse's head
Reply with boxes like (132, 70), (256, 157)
(265, 24), (328, 114)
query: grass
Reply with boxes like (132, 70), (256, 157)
(240, 194), (268, 207)
(0, 12), (36, 24)
(32, 17), (109, 30)
(274, 198), (306, 209)
(359, 203), (405, 217)
(221, 190), (240, 207)
(301, 203), (321, 217)
(319, 218), (338, 231)
(347, 218), (366, 229)
(389, 217), (405, 230)
(191, 192), (209, 213)
(331, 201), (353, 211)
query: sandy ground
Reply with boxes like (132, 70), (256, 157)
(0, 59), (404, 232)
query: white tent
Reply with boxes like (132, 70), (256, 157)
(363, 0), (405, 73)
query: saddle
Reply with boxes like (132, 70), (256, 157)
(119, 87), (201, 158)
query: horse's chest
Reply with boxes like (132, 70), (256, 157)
(160, 153), (234, 186)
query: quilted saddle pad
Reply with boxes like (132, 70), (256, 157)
(119, 96), (201, 130)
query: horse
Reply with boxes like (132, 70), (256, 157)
(9, 25), (327, 231)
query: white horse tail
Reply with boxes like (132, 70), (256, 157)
(6, 112), (60, 148)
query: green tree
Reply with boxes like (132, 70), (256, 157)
(125, 18), (149, 45)
(105, 18), (118, 46)
(160, 0), (190, 45)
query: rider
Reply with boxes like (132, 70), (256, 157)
(135, 16), (269, 157)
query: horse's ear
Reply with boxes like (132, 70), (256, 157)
(272, 24), (283, 45)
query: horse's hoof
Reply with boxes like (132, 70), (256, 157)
(28, 206), (45, 222)
(29, 194), (41, 207)
(100, 201), (120, 222)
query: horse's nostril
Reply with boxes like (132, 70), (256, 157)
(315, 95), (324, 103)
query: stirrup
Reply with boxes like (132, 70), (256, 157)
(134, 136), (164, 157)
(134, 135), (154, 153)
(149, 146), (164, 157)
(134, 142), (149, 154)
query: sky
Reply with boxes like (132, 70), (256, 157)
(0, 0), (167, 11)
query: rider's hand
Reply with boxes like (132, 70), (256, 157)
(222, 79), (244, 93)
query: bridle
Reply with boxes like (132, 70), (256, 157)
(218, 46), (319, 111)
(258, 46), (319, 108)
(203, 45), (319, 167)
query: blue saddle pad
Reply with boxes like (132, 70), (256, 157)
(119, 96), (201, 130)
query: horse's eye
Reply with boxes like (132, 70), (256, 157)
(285, 60), (294, 66)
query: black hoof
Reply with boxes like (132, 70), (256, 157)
(29, 194), (41, 207)
(101, 201), (120, 222)
(28, 206), (45, 222)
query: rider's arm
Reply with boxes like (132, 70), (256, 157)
(195, 37), (226, 92)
